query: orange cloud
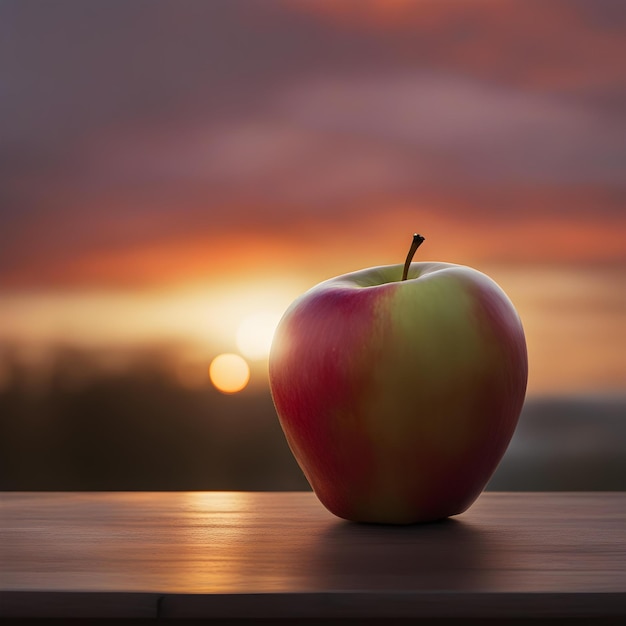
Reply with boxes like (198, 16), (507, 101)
(2, 189), (623, 291)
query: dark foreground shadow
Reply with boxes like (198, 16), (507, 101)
(305, 515), (494, 592)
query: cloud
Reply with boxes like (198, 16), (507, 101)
(290, 0), (626, 95)
(278, 72), (626, 185)
(24, 70), (621, 212)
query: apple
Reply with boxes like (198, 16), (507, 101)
(269, 235), (527, 524)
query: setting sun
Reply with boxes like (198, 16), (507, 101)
(209, 353), (250, 394)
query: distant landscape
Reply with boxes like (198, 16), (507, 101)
(1, 346), (624, 492)
(487, 393), (626, 491)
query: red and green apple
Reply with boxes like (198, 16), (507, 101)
(269, 235), (528, 524)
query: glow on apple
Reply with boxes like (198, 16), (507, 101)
(269, 235), (528, 524)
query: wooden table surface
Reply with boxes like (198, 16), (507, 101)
(1, 492), (625, 624)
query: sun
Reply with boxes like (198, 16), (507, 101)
(209, 353), (250, 394)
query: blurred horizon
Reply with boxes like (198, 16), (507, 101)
(1, 0), (625, 490)
(1, 261), (625, 398)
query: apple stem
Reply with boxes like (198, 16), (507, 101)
(401, 234), (425, 281)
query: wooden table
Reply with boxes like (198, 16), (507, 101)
(1, 492), (625, 624)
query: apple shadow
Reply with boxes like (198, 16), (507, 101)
(305, 516), (496, 592)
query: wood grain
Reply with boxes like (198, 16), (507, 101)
(1, 492), (625, 621)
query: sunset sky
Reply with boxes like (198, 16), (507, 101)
(1, 0), (624, 396)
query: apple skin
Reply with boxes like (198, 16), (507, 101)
(269, 262), (528, 524)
